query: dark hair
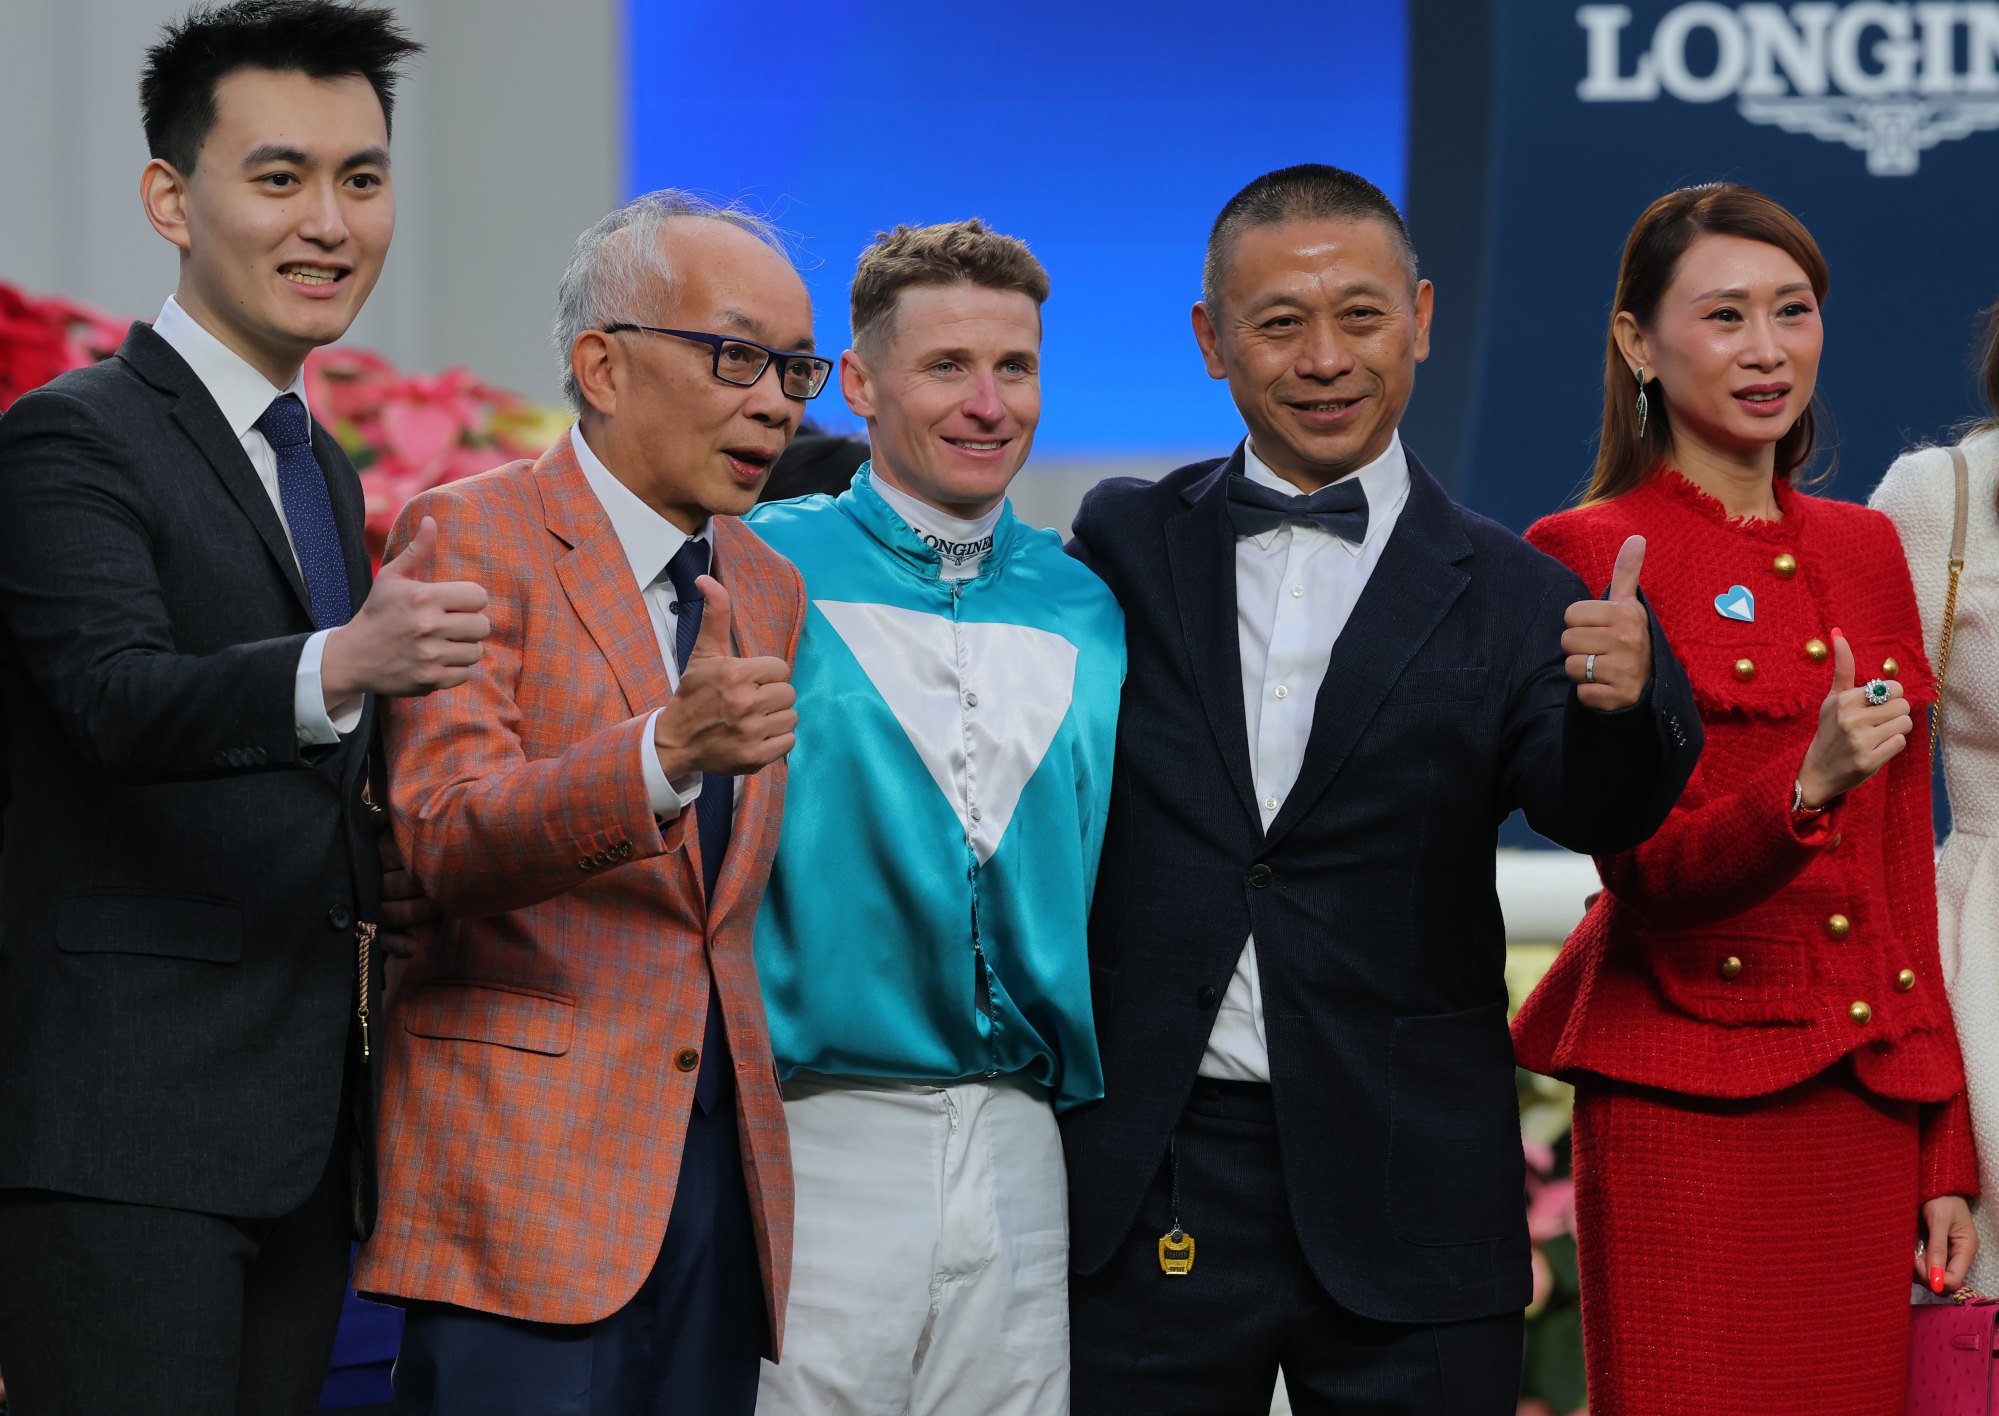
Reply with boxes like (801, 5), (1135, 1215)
(1203, 163), (1418, 308)
(756, 426), (871, 504)
(850, 219), (1050, 355)
(141, 0), (422, 175)
(1584, 183), (1829, 506)
(1978, 297), (1999, 429)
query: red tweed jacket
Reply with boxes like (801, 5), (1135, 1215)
(354, 432), (806, 1346)
(1512, 470), (1976, 1199)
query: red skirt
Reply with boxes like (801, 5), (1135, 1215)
(1572, 1065), (1919, 1416)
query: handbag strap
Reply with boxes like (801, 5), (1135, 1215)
(1932, 444), (1971, 763)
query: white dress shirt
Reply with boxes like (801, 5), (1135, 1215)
(569, 423), (714, 820)
(1198, 433), (1412, 1082)
(151, 296), (359, 745)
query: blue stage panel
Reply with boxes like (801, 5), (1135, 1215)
(627, 2), (1409, 456)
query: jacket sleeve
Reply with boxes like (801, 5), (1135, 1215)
(1523, 511), (1832, 929)
(1921, 1092), (1980, 1202)
(1594, 734), (1839, 930)
(383, 487), (688, 919)
(0, 386), (313, 781)
(1498, 556), (1704, 858)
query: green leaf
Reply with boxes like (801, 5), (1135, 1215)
(1523, 1302), (1588, 1413)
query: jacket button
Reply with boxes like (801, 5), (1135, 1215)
(1849, 1000), (1872, 1024)
(1883, 658), (1899, 677)
(1733, 658), (1756, 681)
(578, 857), (595, 871)
(1247, 864), (1272, 888)
(1772, 552), (1797, 577)
(675, 1047), (700, 1072)
(1897, 968), (1917, 992)
(327, 903), (352, 930)
(1719, 956), (1743, 979)
(1826, 913), (1851, 940)
(1197, 985), (1218, 1008)
(615, 841), (633, 860)
(1804, 638), (1828, 663)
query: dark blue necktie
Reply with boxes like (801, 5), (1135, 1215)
(255, 393), (352, 628)
(664, 538), (732, 1113)
(1225, 472), (1369, 544)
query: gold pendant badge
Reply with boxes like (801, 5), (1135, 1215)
(1157, 1227), (1195, 1276)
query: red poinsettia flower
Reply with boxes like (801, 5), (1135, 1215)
(0, 283), (83, 411)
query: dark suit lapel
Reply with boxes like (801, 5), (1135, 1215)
(1263, 455), (1473, 850)
(117, 324), (314, 618)
(1165, 449), (1260, 829)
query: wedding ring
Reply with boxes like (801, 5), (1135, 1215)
(1863, 678), (1891, 706)
(1584, 653), (1597, 684)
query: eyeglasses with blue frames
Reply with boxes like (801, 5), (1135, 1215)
(601, 324), (834, 401)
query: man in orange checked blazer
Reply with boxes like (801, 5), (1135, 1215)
(355, 192), (829, 1416)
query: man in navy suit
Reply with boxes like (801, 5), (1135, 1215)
(1062, 165), (1702, 1413)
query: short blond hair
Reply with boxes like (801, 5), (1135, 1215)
(850, 219), (1049, 354)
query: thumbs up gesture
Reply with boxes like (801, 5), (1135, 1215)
(322, 516), (493, 700)
(652, 575), (798, 779)
(1561, 534), (1654, 711)
(1795, 628), (1912, 809)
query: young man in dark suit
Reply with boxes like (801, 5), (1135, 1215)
(1062, 164), (1702, 1413)
(0, 6), (490, 1413)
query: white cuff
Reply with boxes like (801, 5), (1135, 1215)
(641, 708), (703, 819)
(296, 629), (362, 745)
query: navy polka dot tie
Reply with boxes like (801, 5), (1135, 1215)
(255, 393), (352, 629)
(665, 537), (733, 1113)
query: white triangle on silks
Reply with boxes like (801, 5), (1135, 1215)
(816, 600), (1077, 865)
(1724, 593), (1752, 620)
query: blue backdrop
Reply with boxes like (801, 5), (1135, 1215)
(626, 1), (1408, 459)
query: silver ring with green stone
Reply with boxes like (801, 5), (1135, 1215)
(1863, 678), (1891, 707)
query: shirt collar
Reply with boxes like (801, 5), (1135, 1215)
(1240, 431), (1409, 553)
(571, 422), (701, 592)
(869, 467), (1005, 546)
(152, 295), (308, 439)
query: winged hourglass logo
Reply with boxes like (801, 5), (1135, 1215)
(1577, 3), (1999, 175)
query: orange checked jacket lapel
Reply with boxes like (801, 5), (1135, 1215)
(534, 440), (783, 930)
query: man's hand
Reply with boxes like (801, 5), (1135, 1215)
(653, 575), (797, 780)
(321, 516), (492, 701)
(1562, 534), (1652, 712)
(1797, 629), (1911, 809)
(377, 828), (432, 960)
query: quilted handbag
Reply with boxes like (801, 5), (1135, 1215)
(1911, 1294), (1999, 1415)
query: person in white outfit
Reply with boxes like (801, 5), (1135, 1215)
(1871, 307), (1999, 1290)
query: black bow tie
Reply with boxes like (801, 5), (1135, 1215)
(1224, 474), (1369, 543)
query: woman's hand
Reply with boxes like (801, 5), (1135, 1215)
(1917, 1195), (1978, 1292)
(1797, 630), (1913, 809)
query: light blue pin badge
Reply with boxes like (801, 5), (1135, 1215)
(1714, 584), (1755, 623)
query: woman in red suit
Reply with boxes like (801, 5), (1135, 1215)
(1514, 182), (1979, 1413)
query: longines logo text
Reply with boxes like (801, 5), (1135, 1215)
(1577, 3), (1999, 173)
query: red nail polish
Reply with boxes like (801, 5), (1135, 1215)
(1831, 627), (1844, 639)
(1931, 1266), (1946, 1293)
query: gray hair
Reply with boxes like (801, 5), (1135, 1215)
(551, 189), (784, 412)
